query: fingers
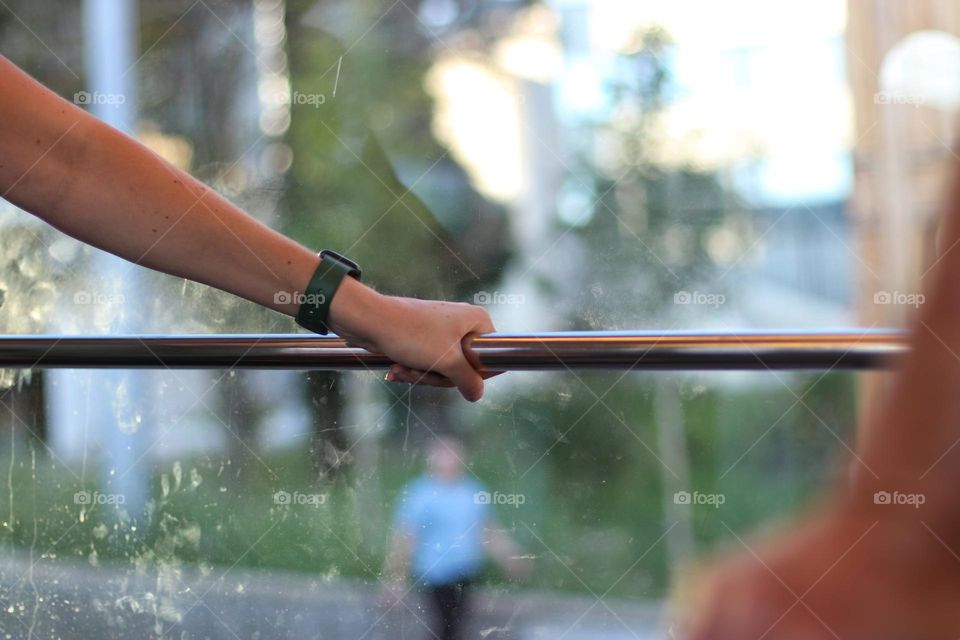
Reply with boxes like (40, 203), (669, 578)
(457, 307), (497, 387)
(469, 309), (497, 364)
(385, 365), (501, 388)
(386, 365), (454, 387)
(387, 361), (483, 402)
(382, 304), (498, 401)
(445, 352), (486, 402)
(447, 308), (497, 401)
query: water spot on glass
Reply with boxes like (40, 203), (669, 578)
(189, 467), (202, 489)
(112, 378), (142, 434)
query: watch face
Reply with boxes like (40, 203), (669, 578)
(320, 249), (361, 278)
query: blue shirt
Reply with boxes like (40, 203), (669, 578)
(393, 475), (490, 585)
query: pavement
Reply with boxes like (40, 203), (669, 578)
(0, 550), (668, 639)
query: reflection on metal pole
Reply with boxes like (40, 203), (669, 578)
(6, 331), (906, 371)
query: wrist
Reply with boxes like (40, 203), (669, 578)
(327, 276), (390, 347)
(269, 251), (322, 316)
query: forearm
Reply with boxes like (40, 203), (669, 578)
(850, 164), (960, 521)
(58, 125), (321, 315)
(0, 71), (317, 316)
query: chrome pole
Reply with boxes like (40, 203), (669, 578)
(0, 331), (906, 370)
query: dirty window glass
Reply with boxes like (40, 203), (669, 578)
(0, 0), (949, 637)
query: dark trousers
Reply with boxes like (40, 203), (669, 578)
(426, 579), (470, 640)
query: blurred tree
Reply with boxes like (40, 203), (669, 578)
(303, 370), (348, 480)
(282, 0), (513, 471)
(283, 0), (511, 300)
(537, 27), (736, 570)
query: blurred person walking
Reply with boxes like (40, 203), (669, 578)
(382, 435), (530, 640)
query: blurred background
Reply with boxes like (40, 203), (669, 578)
(0, 0), (958, 637)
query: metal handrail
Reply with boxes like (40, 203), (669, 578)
(0, 331), (907, 370)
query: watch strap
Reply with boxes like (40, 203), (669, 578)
(295, 250), (361, 335)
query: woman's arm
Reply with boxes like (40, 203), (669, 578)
(0, 54), (494, 401)
(678, 159), (960, 640)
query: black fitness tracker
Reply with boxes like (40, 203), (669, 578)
(294, 249), (362, 335)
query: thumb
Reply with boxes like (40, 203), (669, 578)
(446, 350), (485, 402)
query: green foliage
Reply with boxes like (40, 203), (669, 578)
(0, 368), (855, 599)
(281, 0), (509, 299)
